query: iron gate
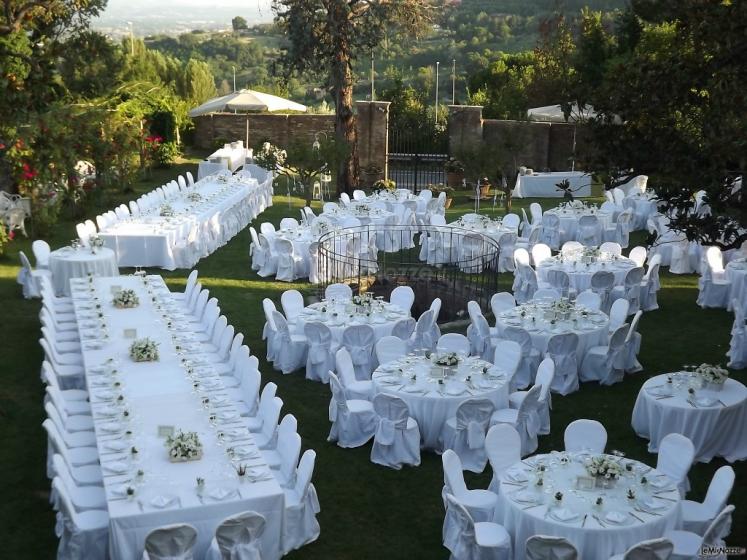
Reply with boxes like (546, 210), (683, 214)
(387, 119), (448, 193)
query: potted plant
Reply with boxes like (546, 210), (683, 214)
(429, 184), (455, 208)
(361, 163), (383, 187)
(444, 158), (465, 187)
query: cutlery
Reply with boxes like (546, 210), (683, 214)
(635, 507), (661, 516)
(654, 395), (673, 400)
(581, 514), (587, 527)
(629, 511), (645, 523)
(687, 399), (698, 408)
(717, 399), (727, 407)
(592, 514), (607, 527)
(520, 503), (543, 510)
(502, 481), (525, 487)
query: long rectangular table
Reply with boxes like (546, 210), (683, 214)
(99, 176), (260, 270)
(513, 171), (592, 198)
(70, 275), (284, 559)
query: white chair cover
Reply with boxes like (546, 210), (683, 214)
(341, 324), (376, 380)
(618, 538), (674, 560)
(270, 311), (307, 374)
(490, 292), (516, 318)
(390, 285), (415, 313)
(525, 535), (578, 560)
(443, 493), (512, 560)
(623, 311), (644, 373)
(261, 299), (278, 363)
(697, 247), (730, 308)
(600, 241), (623, 256)
(375, 336), (407, 365)
(681, 465), (734, 535)
(327, 373), (376, 448)
(440, 398), (495, 473)
(546, 332), (579, 395)
(371, 393), (421, 469)
(564, 419), (607, 453)
(281, 449), (320, 554)
(275, 239), (301, 282)
(590, 270), (616, 314)
(441, 449), (498, 523)
(335, 348), (373, 401)
(501, 327), (540, 390)
(52, 478), (109, 560)
(514, 264), (539, 304)
(628, 245), (647, 267)
(579, 325), (627, 386)
(486, 424), (522, 494)
(491, 384), (542, 456)
(410, 309), (437, 352)
(391, 317), (416, 341)
(727, 300), (747, 368)
(657, 433), (695, 497)
(576, 290), (601, 311)
(325, 283), (353, 301)
(206, 511), (265, 560)
(640, 255), (662, 311)
(280, 289), (304, 324)
(143, 524), (197, 560)
(304, 322), (335, 383)
(437, 333), (471, 355)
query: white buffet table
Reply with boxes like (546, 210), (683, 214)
(70, 275), (284, 559)
(497, 452), (682, 559)
(513, 172), (592, 198)
(632, 373), (747, 463)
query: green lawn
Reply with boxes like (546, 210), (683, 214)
(0, 160), (743, 558)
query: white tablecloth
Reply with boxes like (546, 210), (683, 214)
(495, 303), (609, 362)
(497, 452), (681, 560)
(70, 275), (284, 559)
(631, 374), (747, 463)
(626, 193), (658, 230)
(544, 208), (612, 244)
(294, 300), (408, 344)
(198, 146), (249, 179)
(266, 227), (316, 275)
(371, 355), (509, 449)
(513, 172), (592, 198)
(48, 247), (119, 296)
(100, 176), (262, 270)
(537, 256), (636, 293)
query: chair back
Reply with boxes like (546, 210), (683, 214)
(702, 466), (735, 517)
(529, 202), (543, 225)
(534, 358), (555, 402)
(391, 317), (416, 340)
(514, 247), (531, 267)
(491, 292), (516, 316)
(341, 324), (375, 367)
(492, 340), (522, 379)
(561, 241), (583, 255)
(373, 393), (411, 432)
(629, 246), (648, 268)
(610, 299), (630, 329)
(304, 322), (333, 364)
(532, 243), (552, 265)
(390, 285), (415, 312)
(214, 511), (266, 559)
(441, 449), (468, 495)
(656, 433), (695, 486)
(705, 246), (725, 274)
(436, 333), (470, 355)
(325, 283), (353, 301)
(702, 505), (735, 547)
(32, 240), (51, 267)
(621, 538), (673, 560)
(564, 419), (607, 453)
(485, 424), (521, 476)
(525, 535), (578, 560)
(375, 336), (407, 365)
(281, 289), (304, 322)
(143, 524), (198, 560)
(600, 241), (622, 256)
(576, 290), (601, 311)
(533, 288), (561, 302)
(280, 217), (299, 230)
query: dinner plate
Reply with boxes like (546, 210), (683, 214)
(604, 511), (632, 525)
(549, 508), (580, 522)
(512, 490), (541, 504)
(149, 494), (179, 509)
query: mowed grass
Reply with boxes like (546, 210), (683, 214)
(0, 162), (743, 558)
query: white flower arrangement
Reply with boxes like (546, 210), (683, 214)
(585, 455), (623, 479)
(352, 292), (374, 307)
(165, 430), (203, 462)
(686, 363), (729, 385)
(433, 352), (460, 367)
(89, 235), (105, 250)
(187, 192), (203, 203)
(112, 289), (140, 309)
(129, 338), (159, 362)
(159, 204), (174, 217)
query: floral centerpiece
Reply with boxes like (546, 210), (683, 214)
(585, 455), (623, 486)
(433, 352), (460, 367)
(685, 363), (729, 390)
(129, 338), (159, 362)
(187, 192), (203, 203)
(89, 235), (105, 253)
(352, 292), (374, 309)
(165, 430), (203, 462)
(112, 289), (139, 309)
(159, 204), (174, 217)
(373, 178), (396, 194)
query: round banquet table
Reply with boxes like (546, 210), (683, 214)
(725, 259), (747, 310)
(631, 373), (747, 463)
(537, 256), (637, 293)
(266, 226), (316, 274)
(49, 246), (119, 296)
(371, 355), (509, 449)
(544, 208), (612, 244)
(497, 452), (682, 560)
(626, 192), (658, 230)
(322, 207), (396, 229)
(494, 303), (609, 362)
(294, 300), (409, 345)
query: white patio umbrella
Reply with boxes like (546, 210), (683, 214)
(188, 89), (307, 117)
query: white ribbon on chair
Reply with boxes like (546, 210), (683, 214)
(376, 417), (397, 446)
(466, 421), (486, 450)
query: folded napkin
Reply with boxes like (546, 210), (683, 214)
(640, 498), (667, 511)
(103, 461), (129, 475)
(446, 386), (466, 396)
(694, 396), (718, 407)
(103, 440), (128, 453)
(209, 487), (235, 501)
(513, 490), (539, 504)
(605, 511), (627, 524)
(99, 422), (123, 433)
(94, 390), (116, 401)
(551, 508), (577, 522)
(150, 495), (177, 509)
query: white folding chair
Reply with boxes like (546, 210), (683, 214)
(206, 512), (264, 560)
(657, 433), (695, 497)
(281, 449), (321, 554)
(304, 322), (335, 383)
(143, 523), (197, 560)
(441, 398), (495, 473)
(51, 477), (109, 560)
(327, 373), (376, 448)
(374, 336), (407, 365)
(564, 419), (607, 453)
(370, 393), (421, 469)
(525, 535), (578, 560)
(485, 424), (522, 494)
(681, 465), (734, 536)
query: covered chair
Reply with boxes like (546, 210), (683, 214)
(540, 213), (562, 249)
(143, 524), (198, 560)
(576, 290), (601, 312)
(391, 317), (416, 341)
(340, 324), (376, 380)
(370, 393), (421, 469)
(491, 340), (522, 391)
(590, 270), (616, 314)
(442, 493), (512, 560)
(564, 419), (607, 453)
(490, 384), (542, 456)
(657, 433), (695, 497)
(490, 292), (516, 318)
(17, 250), (51, 298)
(577, 215), (602, 246)
(325, 283), (353, 301)
(440, 398), (495, 473)
(609, 539), (673, 560)
(531, 243), (552, 266)
(579, 325), (628, 386)
(206, 511), (265, 560)
(611, 266), (645, 315)
(681, 465), (734, 536)
(664, 506), (734, 560)
(727, 301), (747, 368)
(525, 535), (578, 560)
(275, 239), (303, 282)
(409, 309), (437, 352)
(437, 333), (471, 355)
(441, 449), (498, 523)
(375, 336), (407, 365)
(501, 327), (541, 390)
(270, 311), (307, 374)
(508, 357), (554, 436)
(52, 477), (109, 560)
(281, 450), (321, 554)
(304, 322), (335, 383)
(623, 311), (644, 373)
(485, 424), (522, 494)
(697, 247), (731, 308)
(514, 264), (539, 304)
(640, 254), (662, 311)
(335, 348), (373, 400)
(32, 239), (51, 269)
(327, 373), (376, 448)
(390, 285), (415, 313)
(546, 332), (579, 395)
(280, 289), (305, 325)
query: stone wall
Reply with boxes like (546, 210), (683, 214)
(192, 102), (390, 179)
(448, 105), (584, 172)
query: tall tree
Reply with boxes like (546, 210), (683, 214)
(272, 0), (432, 192)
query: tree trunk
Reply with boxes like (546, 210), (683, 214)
(330, 3), (359, 195)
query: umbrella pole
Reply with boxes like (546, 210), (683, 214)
(245, 118), (249, 151)
(572, 125), (577, 172)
